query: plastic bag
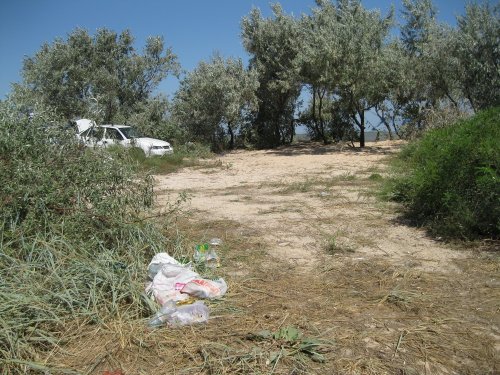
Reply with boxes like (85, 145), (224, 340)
(168, 301), (210, 326)
(148, 300), (178, 327)
(181, 278), (228, 299)
(147, 252), (181, 280)
(148, 300), (209, 327)
(146, 263), (199, 305)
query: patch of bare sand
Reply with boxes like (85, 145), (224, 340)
(156, 141), (467, 272)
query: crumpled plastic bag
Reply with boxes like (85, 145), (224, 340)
(147, 252), (182, 280)
(145, 252), (228, 327)
(147, 263), (199, 305)
(181, 278), (228, 299)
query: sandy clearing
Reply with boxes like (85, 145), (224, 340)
(155, 141), (467, 272)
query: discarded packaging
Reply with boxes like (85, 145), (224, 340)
(147, 253), (182, 280)
(205, 249), (220, 268)
(146, 252), (227, 327)
(147, 262), (199, 305)
(194, 243), (220, 268)
(181, 278), (228, 299)
(194, 243), (209, 263)
(209, 238), (222, 246)
(148, 300), (209, 327)
(168, 301), (210, 326)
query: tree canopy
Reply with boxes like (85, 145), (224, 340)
(13, 28), (179, 124)
(172, 54), (258, 150)
(7, 0), (500, 149)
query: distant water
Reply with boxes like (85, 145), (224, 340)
(295, 131), (397, 143)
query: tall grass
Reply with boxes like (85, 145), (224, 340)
(0, 102), (187, 373)
(115, 142), (213, 175)
(385, 107), (499, 239)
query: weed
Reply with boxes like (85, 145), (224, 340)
(368, 173), (383, 181)
(324, 233), (355, 254)
(246, 325), (334, 365)
(107, 141), (216, 175)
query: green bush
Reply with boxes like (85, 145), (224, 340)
(387, 107), (499, 239)
(0, 102), (187, 373)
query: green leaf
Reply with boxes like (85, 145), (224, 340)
(274, 326), (301, 342)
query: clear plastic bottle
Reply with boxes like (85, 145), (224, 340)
(148, 300), (209, 328)
(148, 301), (177, 328)
(168, 301), (210, 326)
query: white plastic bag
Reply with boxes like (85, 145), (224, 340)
(147, 252), (181, 280)
(167, 301), (210, 326)
(146, 261), (199, 305)
(181, 278), (228, 299)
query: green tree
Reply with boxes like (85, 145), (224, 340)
(241, 4), (303, 147)
(454, 2), (500, 111)
(401, 0), (437, 56)
(316, 0), (393, 147)
(172, 54), (258, 150)
(127, 94), (183, 142)
(298, 1), (341, 144)
(12, 28), (179, 124)
(377, 0), (465, 138)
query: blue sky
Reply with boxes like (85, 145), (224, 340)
(0, 0), (477, 100)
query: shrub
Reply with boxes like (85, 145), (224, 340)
(0, 102), (186, 373)
(387, 107), (499, 239)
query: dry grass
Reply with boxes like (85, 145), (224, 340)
(36, 142), (499, 374)
(45, 216), (499, 375)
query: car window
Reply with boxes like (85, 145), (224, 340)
(119, 127), (142, 139)
(106, 128), (124, 140)
(82, 127), (104, 140)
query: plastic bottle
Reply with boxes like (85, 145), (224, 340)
(148, 300), (210, 328)
(167, 301), (210, 326)
(148, 301), (177, 328)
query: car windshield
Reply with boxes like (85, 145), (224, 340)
(119, 127), (142, 139)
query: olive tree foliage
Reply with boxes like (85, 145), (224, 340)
(241, 4), (303, 148)
(298, 3), (343, 144)
(454, 2), (500, 112)
(127, 94), (184, 143)
(298, 0), (393, 147)
(12, 28), (179, 125)
(172, 55), (258, 150)
(377, 0), (499, 139)
(373, 0), (453, 138)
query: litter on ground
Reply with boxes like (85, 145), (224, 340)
(145, 250), (227, 327)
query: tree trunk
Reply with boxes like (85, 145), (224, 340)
(227, 122), (235, 149)
(375, 106), (393, 140)
(359, 110), (365, 148)
(318, 89), (328, 144)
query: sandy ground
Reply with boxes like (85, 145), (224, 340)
(51, 141), (498, 374)
(156, 141), (467, 273)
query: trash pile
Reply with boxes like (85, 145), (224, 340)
(145, 239), (226, 327)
